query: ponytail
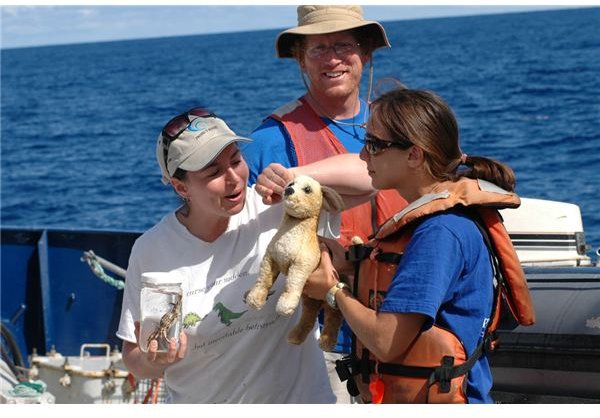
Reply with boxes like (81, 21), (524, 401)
(371, 86), (517, 193)
(454, 155), (516, 192)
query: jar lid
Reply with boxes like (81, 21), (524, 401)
(141, 271), (183, 285)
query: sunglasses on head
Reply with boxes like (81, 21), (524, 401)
(161, 107), (216, 173)
(162, 107), (216, 145)
(363, 133), (413, 155)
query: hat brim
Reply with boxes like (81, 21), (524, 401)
(276, 21), (390, 58)
(177, 135), (252, 174)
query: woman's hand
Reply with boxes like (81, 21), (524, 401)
(136, 321), (187, 366)
(255, 163), (295, 205)
(303, 243), (341, 301)
(122, 322), (188, 380)
(319, 237), (354, 277)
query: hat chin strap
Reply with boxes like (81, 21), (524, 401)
(300, 67), (311, 94)
(366, 56), (374, 105)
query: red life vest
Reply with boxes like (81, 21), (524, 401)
(269, 96), (407, 247)
(341, 178), (535, 403)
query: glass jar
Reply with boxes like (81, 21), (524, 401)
(139, 271), (183, 353)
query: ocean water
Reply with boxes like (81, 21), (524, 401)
(2, 8), (600, 255)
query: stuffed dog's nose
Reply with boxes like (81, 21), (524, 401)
(284, 186), (295, 196)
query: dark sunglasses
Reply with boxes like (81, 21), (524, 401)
(162, 107), (216, 146)
(363, 133), (413, 155)
(161, 107), (216, 171)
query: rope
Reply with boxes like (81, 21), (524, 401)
(9, 380), (47, 397)
(152, 378), (161, 404)
(142, 378), (162, 404)
(81, 250), (125, 290)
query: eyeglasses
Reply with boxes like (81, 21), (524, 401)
(161, 107), (216, 170)
(304, 41), (361, 59)
(363, 133), (413, 155)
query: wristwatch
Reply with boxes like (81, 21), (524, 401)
(326, 282), (350, 310)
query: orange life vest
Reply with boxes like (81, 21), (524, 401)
(269, 96), (407, 247)
(339, 178), (536, 403)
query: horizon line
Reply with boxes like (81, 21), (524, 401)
(1, 5), (586, 51)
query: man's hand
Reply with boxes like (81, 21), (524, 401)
(255, 163), (295, 205)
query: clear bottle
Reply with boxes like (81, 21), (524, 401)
(139, 271), (183, 353)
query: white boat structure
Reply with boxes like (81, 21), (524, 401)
(1, 197), (599, 403)
(493, 198), (600, 403)
(501, 198), (593, 267)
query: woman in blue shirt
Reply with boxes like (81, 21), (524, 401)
(304, 86), (519, 403)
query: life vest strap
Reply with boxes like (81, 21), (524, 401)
(370, 198), (378, 237)
(337, 341), (486, 395)
(346, 244), (402, 265)
(375, 252), (402, 264)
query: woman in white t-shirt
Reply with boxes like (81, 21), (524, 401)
(117, 109), (373, 403)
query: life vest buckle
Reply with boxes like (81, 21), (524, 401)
(335, 355), (356, 382)
(346, 244), (372, 263)
(434, 356), (455, 393)
(335, 355), (361, 397)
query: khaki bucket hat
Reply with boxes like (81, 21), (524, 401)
(276, 5), (391, 58)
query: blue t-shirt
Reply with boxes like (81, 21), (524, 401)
(240, 99), (369, 353)
(241, 99), (368, 185)
(380, 210), (494, 403)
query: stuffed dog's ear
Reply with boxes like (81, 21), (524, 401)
(321, 186), (345, 213)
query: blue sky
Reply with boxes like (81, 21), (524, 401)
(1, 2), (592, 49)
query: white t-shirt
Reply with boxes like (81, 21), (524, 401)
(117, 187), (336, 403)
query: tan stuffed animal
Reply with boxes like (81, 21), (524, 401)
(245, 175), (345, 350)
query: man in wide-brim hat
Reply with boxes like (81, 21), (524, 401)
(275, 5), (390, 58)
(240, 5), (407, 403)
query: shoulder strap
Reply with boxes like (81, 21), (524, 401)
(269, 96), (348, 165)
(467, 207), (535, 349)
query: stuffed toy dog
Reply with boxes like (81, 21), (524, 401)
(245, 175), (345, 350)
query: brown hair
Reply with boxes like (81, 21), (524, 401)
(172, 168), (190, 217)
(370, 87), (516, 192)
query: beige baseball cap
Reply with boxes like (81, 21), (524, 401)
(156, 114), (251, 185)
(276, 5), (390, 58)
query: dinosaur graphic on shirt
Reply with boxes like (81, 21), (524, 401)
(182, 312), (206, 328)
(213, 302), (247, 326)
